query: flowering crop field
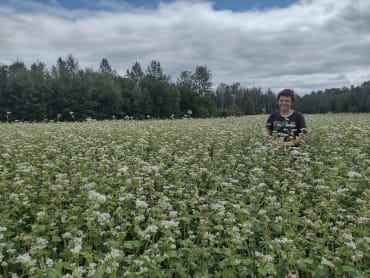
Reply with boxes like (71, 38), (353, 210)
(0, 114), (369, 277)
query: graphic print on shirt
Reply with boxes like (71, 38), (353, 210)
(272, 117), (297, 141)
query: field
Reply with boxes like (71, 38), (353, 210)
(0, 114), (369, 277)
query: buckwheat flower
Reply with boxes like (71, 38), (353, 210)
(88, 190), (106, 204)
(61, 215), (67, 223)
(356, 217), (370, 225)
(345, 241), (356, 250)
(46, 258), (53, 267)
(36, 211), (46, 221)
(354, 251), (363, 259)
(159, 220), (179, 229)
(62, 232), (72, 239)
(87, 263), (97, 277)
(71, 237), (82, 254)
(1, 153), (10, 159)
(135, 199), (148, 209)
(16, 253), (36, 267)
(321, 257), (334, 268)
(274, 216), (283, 223)
(72, 267), (86, 277)
(347, 171), (362, 178)
(273, 237), (293, 244)
(104, 248), (123, 261)
(134, 215), (145, 223)
(169, 210), (178, 218)
(118, 166), (129, 173)
(0, 227), (7, 232)
(32, 237), (48, 251)
(145, 225), (158, 234)
(342, 233), (353, 241)
(123, 271), (132, 277)
(7, 249), (16, 254)
(263, 254), (274, 264)
(94, 212), (111, 225)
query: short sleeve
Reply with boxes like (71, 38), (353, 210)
(266, 114), (274, 132)
(298, 114), (308, 134)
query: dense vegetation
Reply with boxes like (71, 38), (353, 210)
(0, 114), (369, 277)
(0, 55), (369, 122)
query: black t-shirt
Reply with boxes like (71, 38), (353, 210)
(266, 111), (307, 141)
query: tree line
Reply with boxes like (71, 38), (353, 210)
(0, 55), (369, 122)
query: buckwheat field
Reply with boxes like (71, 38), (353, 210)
(0, 114), (369, 277)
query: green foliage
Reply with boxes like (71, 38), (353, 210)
(0, 115), (369, 276)
(0, 56), (369, 121)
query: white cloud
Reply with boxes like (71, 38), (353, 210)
(0, 0), (369, 94)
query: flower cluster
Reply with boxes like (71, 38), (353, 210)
(0, 114), (369, 276)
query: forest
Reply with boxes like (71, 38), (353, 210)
(0, 55), (369, 122)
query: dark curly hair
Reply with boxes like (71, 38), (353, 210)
(277, 89), (295, 103)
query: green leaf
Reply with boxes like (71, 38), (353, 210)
(45, 268), (62, 278)
(81, 251), (93, 263)
(242, 258), (253, 266)
(92, 267), (105, 278)
(123, 240), (140, 250)
(68, 215), (78, 221)
(343, 266), (363, 278)
(276, 258), (288, 277)
(52, 235), (62, 242)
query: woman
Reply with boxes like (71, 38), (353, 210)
(266, 89), (308, 147)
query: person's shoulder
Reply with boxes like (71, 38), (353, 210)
(293, 111), (305, 118)
(269, 111), (280, 117)
(267, 111), (279, 121)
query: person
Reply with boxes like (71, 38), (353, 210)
(266, 89), (308, 147)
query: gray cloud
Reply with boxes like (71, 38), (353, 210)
(0, 0), (369, 94)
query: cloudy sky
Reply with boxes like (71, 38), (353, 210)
(1, 0), (369, 94)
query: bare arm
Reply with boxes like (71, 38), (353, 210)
(279, 133), (308, 147)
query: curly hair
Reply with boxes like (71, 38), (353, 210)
(277, 89), (295, 103)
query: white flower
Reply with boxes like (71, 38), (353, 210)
(135, 199), (148, 209)
(36, 211), (46, 221)
(342, 233), (353, 241)
(169, 211), (178, 218)
(46, 258), (54, 267)
(16, 253), (36, 267)
(159, 220), (179, 229)
(133, 214), (145, 223)
(33, 237), (48, 250)
(347, 171), (362, 178)
(321, 257), (334, 268)
(88, 190), (106, 204)
(71, 237), (82, 254)
(274, 216), (283, 223)
(345, 241), (356, 250)
(145, 225), (158, 234)
(62, 232), (72, 239)
(273, 237), (293, 244)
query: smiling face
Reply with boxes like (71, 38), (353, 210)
(278, 95), (293, 113)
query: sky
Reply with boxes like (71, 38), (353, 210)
(1, 0), (370, 95)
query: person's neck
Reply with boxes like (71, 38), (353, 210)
(280, 109), (294, 117)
